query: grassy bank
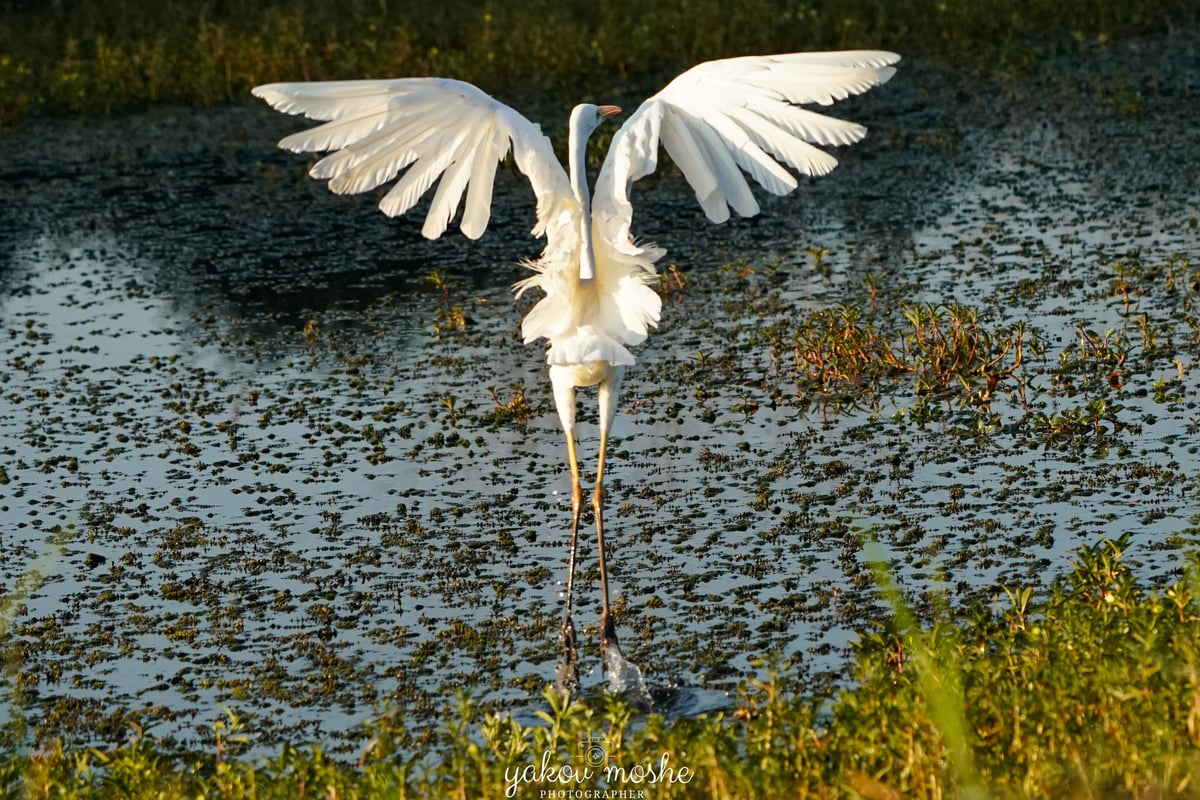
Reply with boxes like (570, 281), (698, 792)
(4, 538), (1200, 798)
(0, 0), (1194, 124)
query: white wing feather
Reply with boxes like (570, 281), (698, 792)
(252, 78), (573, 243)
(254, 53), (897, 370)
(593, 50), (899, 246)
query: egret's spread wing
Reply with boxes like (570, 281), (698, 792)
(593, 50), (899, 244)
(252, 78), (573, 241)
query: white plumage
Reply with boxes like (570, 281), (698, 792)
(252, 48), (899, 689)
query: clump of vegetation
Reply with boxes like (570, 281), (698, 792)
(0, 0), (1194, 125)
(4, 537), (1200, 797)
(786, 302), (1039, 410)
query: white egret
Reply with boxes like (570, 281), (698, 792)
(252, 49), (899, 690)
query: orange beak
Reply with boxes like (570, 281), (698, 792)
(598, 104), (622, 119)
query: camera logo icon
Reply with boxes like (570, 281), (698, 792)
(576, 734), (608, 768)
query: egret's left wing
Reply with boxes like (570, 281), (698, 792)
(252, 78), (574, 242)
(593, 50), (899, 246)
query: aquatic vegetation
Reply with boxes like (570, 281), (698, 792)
(781, 300), (1041, 411)
(5, 541), (1200, 797)
(482, 385), (538, 430)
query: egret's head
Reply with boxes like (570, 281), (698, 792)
(570, 103), (622, 138)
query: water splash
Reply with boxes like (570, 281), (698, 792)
(604, 645), (648, 698)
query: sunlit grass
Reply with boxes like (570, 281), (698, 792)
(0, 0), (1194, 125)
(4, 537), (1200, 797)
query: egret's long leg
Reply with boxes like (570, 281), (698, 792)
(593, 428), (620, 675)
(595, 369), (625, 678)
(555, 432), (583, 693)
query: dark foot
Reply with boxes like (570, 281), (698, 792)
(555, 616), (580, 695)
(599, 612), (620, 677)
(599, 612), (647, 695)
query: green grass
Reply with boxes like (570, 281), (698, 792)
(0, 0), (1194, 125)
(4, 536), (1200, 798)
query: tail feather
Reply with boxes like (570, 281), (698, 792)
(546, 327), (636, 367)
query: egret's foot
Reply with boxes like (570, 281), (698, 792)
(554, 659), (580, 696)
(600, 615), (647, 695)
(555, 617), (580, 695)
(599, 613), (620, 677)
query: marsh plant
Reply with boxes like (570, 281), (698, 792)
(4, 539), (1200, 798)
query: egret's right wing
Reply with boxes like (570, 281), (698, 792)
(593, 50), (899, 246)
(252, 78), (575, 242)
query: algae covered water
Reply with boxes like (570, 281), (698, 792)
(1, 31), (1198, 749)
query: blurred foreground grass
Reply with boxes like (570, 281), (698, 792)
(0, 0), (1194, 125)
(5, 537), (1200, 798)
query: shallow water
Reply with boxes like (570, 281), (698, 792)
(1, 32), (1198, 749)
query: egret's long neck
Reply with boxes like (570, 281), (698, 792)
(568, 117), (597, 282)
